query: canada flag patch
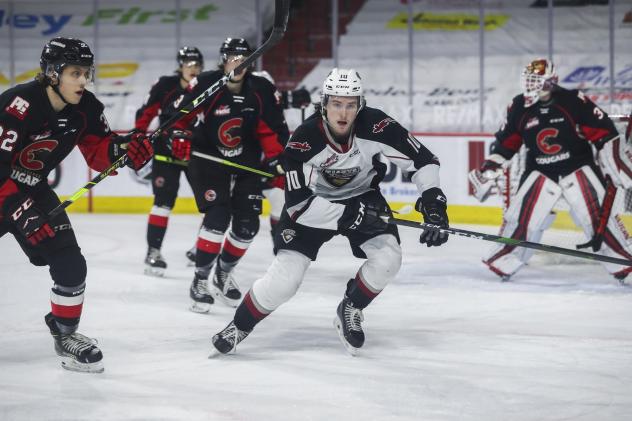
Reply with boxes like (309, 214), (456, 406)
(6, 96), (30, 120)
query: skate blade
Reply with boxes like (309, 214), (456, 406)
(333, 317), (359, 357)
(208, 346), (223, 358)
(186, 260), (196, 267)
(60, 357), (104, 373)
(189, 301), (212, 313)
(144, 265), (165, 277)
(210, 285), (240, 308)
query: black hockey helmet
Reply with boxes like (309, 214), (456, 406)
(219, 38), (252, 65)
(40, 37), (94, 77)
(177, 46), (204, 67)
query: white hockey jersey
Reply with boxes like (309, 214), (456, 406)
(283, 107), (441, 230)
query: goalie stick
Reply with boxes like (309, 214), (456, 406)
(388, 217), (632, 267)
(48, 0), (291, 219)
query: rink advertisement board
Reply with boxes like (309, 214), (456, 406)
(49, 133), (500, 220)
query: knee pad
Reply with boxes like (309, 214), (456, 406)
(48, 246), (86, 287)
(251, 250), (311, 311)
(358, 234), (402, 291)
(202, 206), (231, 232)
(231, 213), (260, 241)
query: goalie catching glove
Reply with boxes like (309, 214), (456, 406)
(416, 188), (449, 247)
(468, 153), (506, 202)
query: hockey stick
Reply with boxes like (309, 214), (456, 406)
(191, 151), (274, 178)
(154, 154), (189, 167)
(48, 0), (290, 218)
(576, 176), (616, 252)
(388, 217), (632, 267)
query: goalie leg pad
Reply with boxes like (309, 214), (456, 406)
(251, 250), (311, 312)
(560, 166), (632, 274)
(599, 136), (632, 189)
(484, 171), (562, 277)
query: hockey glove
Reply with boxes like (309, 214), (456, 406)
(416, 188), (449, 247)
(282, 87), (311, 109)
(263, 156), (285, 177)
(168, 129), (193, 161)
(479, 154), (505, 180)
(4, 194), (55, 245)
(110, 131), (154, 170)
(338, 197), (390, 235)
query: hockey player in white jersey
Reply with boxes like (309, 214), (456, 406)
(210, 68), (450, 356)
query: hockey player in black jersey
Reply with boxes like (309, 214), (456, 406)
(469, 58), (632, 281)
(0, 38), (153, 372)
(135, 46), (204, 276)
(210, 68), (450, 356)
(172, 38), (289, 312)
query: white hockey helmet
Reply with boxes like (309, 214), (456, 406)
(520, 58), (558, 107)
(320, 68), (365, 113)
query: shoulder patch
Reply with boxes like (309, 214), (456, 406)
(5, 96), (30, 120)
(286, 141), (311, 152)
(372, 117), (396, 134)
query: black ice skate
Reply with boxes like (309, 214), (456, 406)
(211, 266), (242, 308)
(209, 321), (251, 357)
(189, 273), (214, 313)
(144, 247), (167, 277)
(185, 246), (196, 267)
(45, 313), (104, 373)
(334, 296), (365, 356)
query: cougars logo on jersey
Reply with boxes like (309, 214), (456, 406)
(19, 139), (59, 171)
(217, 117), (243, 157)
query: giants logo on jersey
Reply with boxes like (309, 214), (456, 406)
(19, 139), (59, 171)
(322, 167), (361, 187)
(536, 128), (562, 155)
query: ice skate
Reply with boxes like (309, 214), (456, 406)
(144, 247), (167, 277)
(333, 296), (364, 356)
(209, 321), (251, 357)
(185, 246), (196, 267)
(45, 313), (104, 373)
(189, 273), (214, 313)
(210, 266), (242, 307)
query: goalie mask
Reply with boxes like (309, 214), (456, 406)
(520, 58), (558, 107)
(40, 37), (95, 85)
(320, 68), (365, 120)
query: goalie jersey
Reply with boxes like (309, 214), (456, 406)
(282, 107), (440, 231)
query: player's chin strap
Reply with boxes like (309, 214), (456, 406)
(385, 216), (632, 267)
(50, 83), (71, 105)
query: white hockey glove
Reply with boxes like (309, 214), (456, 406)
(598, 135), (632, 189)
(468, 154), (505, 202)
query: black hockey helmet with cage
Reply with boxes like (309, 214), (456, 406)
(177, 46), (204, 67)
(40, 37), (94, 76)
(219, 38), (252, 64)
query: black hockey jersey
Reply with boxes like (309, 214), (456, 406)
(173, 70), (289, 168)
(282, 107), (440, 230)
(0, 80), (115, 215)
(134, 74), (184, 156)
(492, 87), (618, 179)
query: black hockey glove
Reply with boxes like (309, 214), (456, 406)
(3, 194), (55, 246)
(109, 130), (154, 170)
(415, 187), (449, 247)
(338, 197), (390, 235)
(282, 87), (311, 109)
(262, 156), (285, 177)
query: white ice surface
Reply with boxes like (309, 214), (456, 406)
(1, 214), (632, 421)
